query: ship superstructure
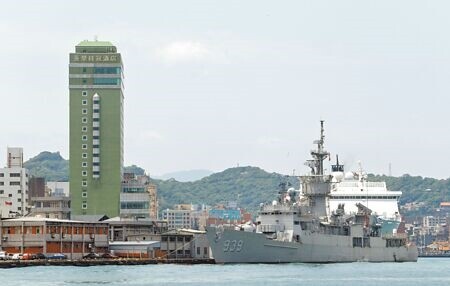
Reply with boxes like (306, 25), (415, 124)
(328, 158), (402, 235)
(206, 121), (418, 263)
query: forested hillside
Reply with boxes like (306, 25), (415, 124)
(24, 152), (449, 215)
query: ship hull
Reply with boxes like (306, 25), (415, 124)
(206, 227), (418, 264)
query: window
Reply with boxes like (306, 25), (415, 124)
(82, 108), (87, 114)
(10, 173), (20, 177)
(82, 153), (87, 159)
(93, 127), (99, 131)
(82, 171), (87, 176)
(82, 91), (88, 96)
(82, 162), (87, 168)
(17, 198), (21, 202)
(93, 118), (99, 122)
(93, 162), (99, 166)
(82, 144), (87, 149)
(82, 180), (87, 187)
(0, 182), (3, 186)
(93, 145), (99, 148)
(10, 182), (20, 186)
(93, 153), (99, 157)
(82, 117), (87, 123)
(93, 109), (99, 113)
(93, 136), (99, 139)
(82, 202), (87, 209)
(93, 78), (121, 85)
(94, 67), (121, 74)
(82, 135), (87, 141)
(82, 99), (87, 105)
(82, 67), (87, 73)
(0, 190), (3, 194)
(82, 126), (87, 132)
(82, 79), (87, 84)
(82, 192), (87, 198)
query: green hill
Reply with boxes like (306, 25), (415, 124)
(152, 166), (298, 212)
(24, 151), (449, 216)
(24, 151), (69, 181)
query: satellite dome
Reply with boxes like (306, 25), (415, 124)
(344, 172), (354, 180)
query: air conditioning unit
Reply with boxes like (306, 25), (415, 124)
(2, 236), (7, 242)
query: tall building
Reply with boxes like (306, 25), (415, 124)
(69, 40), (124, 217)
(0, 147), (29, 217)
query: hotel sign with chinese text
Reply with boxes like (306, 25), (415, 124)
(70, 53), (121, 63)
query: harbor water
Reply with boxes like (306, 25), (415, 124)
(1, 258), (449, 286)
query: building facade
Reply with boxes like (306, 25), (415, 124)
(30, 196), (71, 220)
(0, 217), (109, 259)
(162, 205), (198, 230)
(0, 147), (29, 218)
(69, 40), (124, 217)
(120, 174), (158, 219)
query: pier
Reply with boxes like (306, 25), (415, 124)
(0, 258), (215, 268)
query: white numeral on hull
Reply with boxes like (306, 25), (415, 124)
(223, 240), (243, 252)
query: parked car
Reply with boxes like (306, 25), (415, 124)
(101, 253), (118, 259)
(0, 251), (7, 260)
(83, 253), (101, 259)
(22, 253), (34, 260)
(10, 253), (23, 260)
(35, 253), (47, 260)
(47, 253), (67, 260)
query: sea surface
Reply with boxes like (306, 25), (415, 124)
(1, 258), (449, 286)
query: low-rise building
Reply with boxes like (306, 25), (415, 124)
(30, 196), (71, 219)
(162, 204), (197, 230)
(160, 229), (211, 259)
(106, 217), (168, 242)
(0, 217), (109, 259)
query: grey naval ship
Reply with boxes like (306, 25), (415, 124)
(206, 121), (418, 263)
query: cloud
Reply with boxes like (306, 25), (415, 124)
(155, 41), (226, 65)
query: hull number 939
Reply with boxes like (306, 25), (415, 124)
(223, 240), (243, 252)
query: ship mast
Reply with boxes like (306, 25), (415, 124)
(305, 120), (330, 175)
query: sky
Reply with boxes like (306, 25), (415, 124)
(0, 0), (449, 179)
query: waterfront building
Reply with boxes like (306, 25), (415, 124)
(120, 173), (158, 219)
(160, 229), (211, 259)
(69, 40), (124, 217)
(0, 217), (109, 259)
(30, 196), (71, 220)
(0, 147), (29, 218)
(106, 217), (167, 241)
(162, 204), (198, 230)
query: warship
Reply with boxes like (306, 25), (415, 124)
(206, 121), (418, 263)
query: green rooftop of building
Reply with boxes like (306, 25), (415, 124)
(77, 40), (114, 47)
(75, 40), (117, 53)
